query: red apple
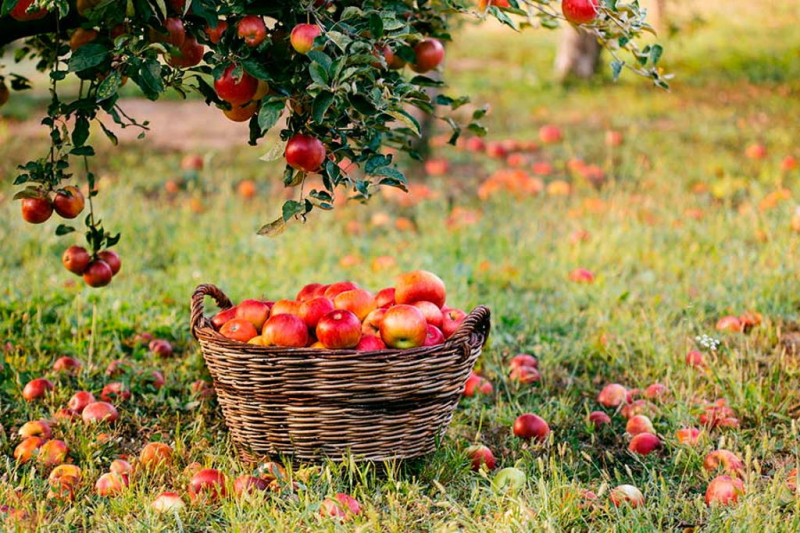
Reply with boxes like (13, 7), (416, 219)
(139, 442), (173, 469)
(705, 475), (744, 506)
(82, 401), (119, 424)
(21, 195), (53, 224)
(233, 475), (269, 497)
(375, 287), (396, 308)
(362, 308), (387, 336)
(412, 301), (444, 328)
(410, 38), (445, 73)
(219, 318), (259, 343)
(83, 260), (113, 287)
(147, 339), (173, 359)
(423, 325), (445, 347)
(597, 383), (627, 408)
(625, 415), (655, 436)
(744, 143), (766, 160)
(569, 268), (594, 283)
(54, 356), (82, 374)
(38, 439), (69, 466)
(324, 281), (359, 299)
(716, 315), (742, 333)
(214, 64), (258, 105)
(110, 459), (132, 475)
(18, 419), (52, 439)
(150, 17), (186, 48)
(588, 410), (611, 428)
(285, 134), (326, 172)
(237, 15), (266, 47)
(10, 0), (47, 21)
(355, 335), (386, 351)
(334, 493), (361, 515)
(235, 299), (271, 330)
(22, 378), (54, 401)
(290, 23), (321, 54)
(509, 354), (538, 370)
(212, 306), (238, 329)
(644, 383), (667, 401)
(188, 468), (227, 502)
(262, 314), (309, 347)
(395, 270), (446, 307)
(539, 124), (563, 144)
(140, 368), (165, 389)
(466, 444), (496, 471)
(316, 309), (362, 349)
(380, 304), (428, 349)
(510, 365), (541, 384)
(334, 289), (376, 321)
(270, 299), (302, 317)
(609, 484), (644, 507)
(463, 371), (492, 397)
(95, 472), (129, 497)
(676, 427), (702, 445)
(628, 433), (661, 456)
(54, 408), (78, 422)
(168, 36), (204, 68)
(14, 436), (46, 463)
(100, 382), (130, 403)
(299, 297), (335, 329)
(703, 449), (744, 475)
(97, 250), (121, 275)
(205, 21), (228, 44)
(151, 491), (186, 513)
(62, 246), (91, 275)
(442, 307), (466, 339)
(513, 413), (550, 442)
(320, 498), (346, 519)
(562, 0), (599, 25)
(68, 391), (96, 413)
(686, 350), (705, 368)
(53, 185), (85, 219)
(297, 283), (325, 302)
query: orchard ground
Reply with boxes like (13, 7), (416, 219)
(3, 0), (800, 531)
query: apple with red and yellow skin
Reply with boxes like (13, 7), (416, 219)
(53, 186), (85, 219)
(48, 476), (79, 501)
(510, 365), (541, 384)
(110, 459), (132, 475)
(562, 0), (599, 25)
(270, 299), (302, 318)
(355, 335), (386, 351)
(54, 408), (78, 422)
(478, 0), (510, 10)
(62, 246), (91, 275)
(139, 442), (173, 469)
(628, 433), (661, 456)
(569, 268), (594, 283)
(237, 15), (267, 47)
(375, 287), (396, 308)
(21, 195), (53, 224)
(423, 325), (445, 347)
(316, 310), (362, 349)
(744, 143), (766, 160)
(323, 281), (359, 299)
(597, 383), (627, 407)
(412, 301), (444, 329)
(50, 464), (82, 485)
(101, 382), (131, 402)
(299, 297), (335, 329)
(705, 476), (744, 506)
(262, 314), (309, 347)
(686, 350), (705, 367)
(334, 289), (377, 321)
(463, 371), (492, 396)
(509, 354), (538, 370)
(152, 491), (186, 513)
(395, 270), (446, 307)
(466, 444), (496, 471)
(676, 427), (702, 445)
(588, 410), (611, 428)
(168, 37), (204, 68)
(23, 378), (54, 401)
(212, 306), (238, 329)
(644, 383), (667, 400)
(410, 38), (445, 73)
(54, 356), (82, 374)
(362, 308), (386, 336)
(233, 475), (269, 497)
(189, 469), (227, 502)
(513, 413), (550, 442)
(38, 439), (69, 466)
(610, 484), (644, 507)
(223, 101), (258, 122)
(320, 493), (361, 519)
(220, 318), (259, 343)
(290, 23), (322, 54)
(96, 472), (129, 496)
(703, 449), (744, 475)
(14, 436), (46, 463)
(19, 420), (52, 439)
(82, 401), (119, 424)
(626, 415), (655, 436)
(83, 260), (113, 287)
(235, 299), (271, 330)
(716, 315), (742, 333)
(539, 124), (563, 144)
(106, 359), (132, 377)
(297, 283), (325, 302)
(149, 17), (185, 48)
(214, 65), (258, 105)
(205, 21), (228, 44)
(10, 0), (48, 21)
(285, 134), (326, 172)
(380, 305), (427, 349)
(442, 307), (466, 339)
(68, 391), (96, 413)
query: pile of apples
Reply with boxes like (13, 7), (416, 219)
(211, 270), (468, 351)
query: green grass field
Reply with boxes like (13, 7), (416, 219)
(3, 1), (800, 531)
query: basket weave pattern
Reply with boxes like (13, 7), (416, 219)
(190, 284), (491, 463)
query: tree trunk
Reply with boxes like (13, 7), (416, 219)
(554, 26), (601, 82)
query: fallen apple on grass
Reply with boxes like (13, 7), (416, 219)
(513, 413), (550, 442)
(609, 484), (644, 507)
(705, 476), (744, 506)
(466, 444), (496, 471)
(463, 372), (493, 397)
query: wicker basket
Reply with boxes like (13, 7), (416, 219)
(190, 283), (491, 463)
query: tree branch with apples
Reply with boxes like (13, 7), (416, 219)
(0, 0), (668, 288)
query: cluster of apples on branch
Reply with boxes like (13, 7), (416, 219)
(211, 270), (468, 351)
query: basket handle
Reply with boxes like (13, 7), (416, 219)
(191, 284), (234, 339)
(448, 305), (491, 355)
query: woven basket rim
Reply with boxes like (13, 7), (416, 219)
(191, 283), (490, 360)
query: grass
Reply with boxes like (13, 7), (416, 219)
(3, 1), (800, 531)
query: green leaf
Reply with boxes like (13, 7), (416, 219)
(387, 109), (420, 136)
(649, 44), (663, 65)
(611, 60), (624, 81)
(1, 0), (19, 17)
(72, 115), (91, 147)
(282, 200), (307, 222)
(307, 51), (333, 73)
(309, 62), (329, 87)
(312, 91), (334, 124)
(55, 224), (76, 236)
(242, 59), (273, 81)
(96, 71), (122, 102)
(369, 13), (384, 40)
(70, 146), (95, 156)
(138, 59), (164, 100)
(68, 44), (110, 72)
(257, 99), (285, 134)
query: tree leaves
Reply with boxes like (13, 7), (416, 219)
(68, 44), (110, 72)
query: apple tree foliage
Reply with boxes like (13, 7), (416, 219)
(0, 0), (667, 258)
